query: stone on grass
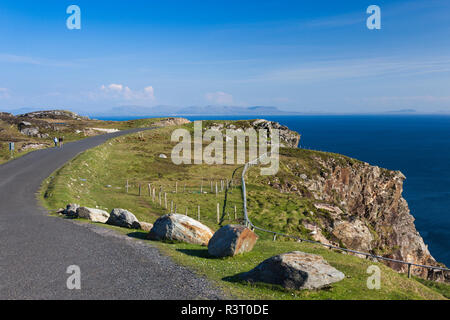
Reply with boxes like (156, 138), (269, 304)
(106, 208), (139, 228)
(77, 207), (110, 223)
(148, 213), (213, 246)
(64, 204), (80, 217)
(241, 251), (345, 290)
(208, 224), (258, 257)
(132, 221), (153, 232)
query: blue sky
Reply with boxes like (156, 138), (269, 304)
(0, 0), (449, 115)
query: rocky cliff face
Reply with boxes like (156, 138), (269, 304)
(271, 151), (448, 281)
(18, 110), (89, 120)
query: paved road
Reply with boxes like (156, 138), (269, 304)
(0, 129), (224, 300)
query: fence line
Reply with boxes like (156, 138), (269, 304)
(240, 153), (450, 277)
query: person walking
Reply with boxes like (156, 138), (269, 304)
(53, 137), (58, 148)
(58, 136), (64, 148)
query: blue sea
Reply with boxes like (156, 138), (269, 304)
(99, 115), (450, 265)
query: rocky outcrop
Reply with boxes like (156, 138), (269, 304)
(77, 207), (110, 223)
(155, 117), (191, 127)
(272, 154), (443, 279)
(106, 208), (139, 228)
(18, 110), (89, 120)
(251, 119), (300, 148)
(208, 224), (258, 257)
(148, 214), (213, 246)
(203, 119), (301, 148)
(241, 251), (345, 290)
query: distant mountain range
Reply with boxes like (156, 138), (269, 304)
(91, 105), (302, 117)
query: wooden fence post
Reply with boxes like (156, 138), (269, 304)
(139, 184), (141, 196)
(217, 203), (220, 224)
(234, 205), (237, 220)
(198, 205), (200, 221)
(164, 193), (167, 209)
(176, 182), (178, 194)
(126, 180), (129, 193)
(148, 183), (151, 196)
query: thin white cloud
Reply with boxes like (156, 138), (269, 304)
(0, 88), (10, 99)
(241, 57), (450, 83)
(205, 91), (233, 104)
(96, 83), (155, 101)
(0, 53), (79, 67)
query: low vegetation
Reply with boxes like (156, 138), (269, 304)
(40, 123), (449, 300)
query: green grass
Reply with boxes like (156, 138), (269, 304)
(39, 124), (449, 300)
(0, 116), (171, 165)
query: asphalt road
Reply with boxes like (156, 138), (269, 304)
(0, 129), (224, 300)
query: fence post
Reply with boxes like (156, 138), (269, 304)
(164, 193), (167, 209)
(408, 263), (412, 278)
(139, 184), (141, 196)
(215, 182), (218, 196)
(234, 205), (237, 220)
(198, 205), (200, 221)
(217, 203), (220, 224)
(159, 192), (162, 206)
(126, 180), (129, 193)
(175, 182), (178, 194)
(148, 183), (151, 196)
(185, 208), (188, 216)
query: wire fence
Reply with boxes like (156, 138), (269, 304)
(240, 153), (450, 279)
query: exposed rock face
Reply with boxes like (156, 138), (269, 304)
(208, 224), (258, 257)
(251, 119), (301, 148)
(241, 251), (345, 290)
(155, 117), (191, 127)
(18, 110), (89, 120)
(106, 208), (139, 228)
(148, 213), (213, 246)
(274, 155), (444, 278)
(203, 119), (301, 149)
(77, 207), (110, 223)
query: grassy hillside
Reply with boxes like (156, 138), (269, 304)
(40, 124), (449, 300)
(0, 114), (168, 164)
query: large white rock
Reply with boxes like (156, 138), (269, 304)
(106, 208), (139, 228)
(148, 213), (214, 246)
(77, 207), (110, 223)
(241, 251), (345, 290)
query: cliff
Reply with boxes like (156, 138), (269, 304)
(263, 148), (448, 281)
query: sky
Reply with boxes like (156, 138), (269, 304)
(0, 0), (449, 115)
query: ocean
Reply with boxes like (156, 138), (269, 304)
(98, 115), (450, 266)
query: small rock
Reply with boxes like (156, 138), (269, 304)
(132, 221), (153, 232)
(208, 224), (258, 257)
(64, 203), (80, 217)
(159, 154), (168, 159)
(148, 214), (213, 246)
(106, 208), (139, 228)
(241, 251), (345, 290)
(77, 207), (110, 223)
